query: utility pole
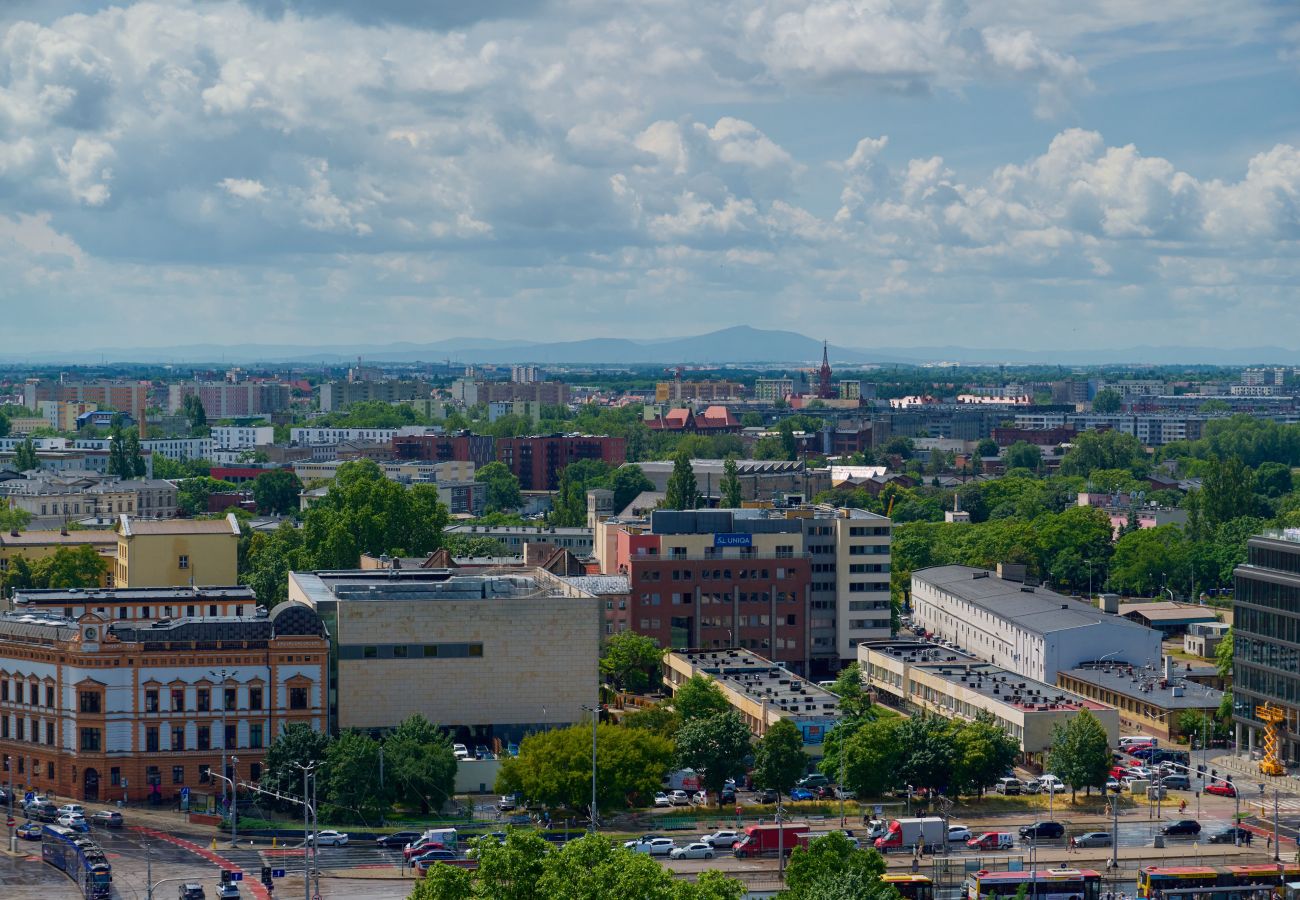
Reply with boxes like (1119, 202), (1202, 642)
(210, 667), (239, 815)
(777, 794), (785, 879)
(297, 764), (316, 900)
(582, 704), (598, 831)
(1275, 788), (1281, 863)
(1110, 794), (1119, 871)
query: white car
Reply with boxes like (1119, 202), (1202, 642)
(690, 791), (708, 805)
(653, 792), (671, 808)
(947, 825), (972, 843)
(669, 842), (715, 860)
(667, 790), (691, 806)
(312, 831), (349, 847)
(453, 743), (471, 760)
(627, 837), (675, 856)
(702, 830), (739, 849)
(57, 804), (86, 817)
(57, 814), (88, 830)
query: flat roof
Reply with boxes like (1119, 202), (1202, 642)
(915, 566), (1154, 637)
(0, 530), (118, 547)
(1119, 602), (1219, 623)
(668, 648), (841, 719)
(120, 514), (239, 536)
(1060, 662), (1225, 709)
(293, 569), (573, 604)
(557, 575), (630, 595)
(13, 585), (255, 604)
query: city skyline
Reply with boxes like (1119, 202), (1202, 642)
(0, 1), (1296, 349)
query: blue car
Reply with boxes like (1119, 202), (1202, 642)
(790, 788), (815, 801)
(17, 822), (42, 840)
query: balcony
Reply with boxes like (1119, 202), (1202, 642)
(637, 551), (812, 562)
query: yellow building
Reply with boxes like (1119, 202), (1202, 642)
(0, 530), (119, 590)
(115, 514), (240, 587)
(38, 400), (98, 432)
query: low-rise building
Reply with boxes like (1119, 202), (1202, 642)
(0, 601), (327, 803)
(211, 426), (275, 450)
(445, 524), (593, 556)
(0, 530), (119, 588)
(1056, 660), (1225, 743)
(287, 568), (600, 745)
(115, 515), (240, 588)
(1184, 622), (1230, 661)
(664, 648), (840, 751)
(8, 585), (258, 622)
(1119, 601), (1219, 637)
(860, 639), (1117, 755)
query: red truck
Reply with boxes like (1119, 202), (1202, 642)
(731, 823), (812, 858)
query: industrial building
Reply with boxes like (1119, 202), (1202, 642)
(1056, 660), (1225, 744)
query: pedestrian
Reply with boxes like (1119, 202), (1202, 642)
(1268, 834), (1273, 850)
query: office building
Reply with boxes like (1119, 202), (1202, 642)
(287, 568), (600, 743)
(0, 600), (327, 803)
(211, 426), (275, 450)
(664, 648), (841, 751)
(115, 515), (241, 588)
(860, 639), (1118, 755)
(910, 566), (1163, 684)
(317, 380), (430, 413)
(1057, 660), (1224, 744)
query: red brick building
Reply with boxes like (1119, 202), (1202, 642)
(391, 432), (496, 469)
(495, 435), (627, 491)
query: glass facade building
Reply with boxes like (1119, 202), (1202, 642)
(1232, 532), (1300, 760)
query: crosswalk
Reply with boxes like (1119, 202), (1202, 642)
(219, 843), (407, 874)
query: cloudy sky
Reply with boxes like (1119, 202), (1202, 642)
(1, 0), (1298, 352)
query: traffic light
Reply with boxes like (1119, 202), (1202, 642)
(221, 871), (232, 884)
(261, 866), (273, 886)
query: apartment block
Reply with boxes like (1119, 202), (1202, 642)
(24, 381), (150, 436)
(391, 432), (497, 469)
(211, 426), (275, 449)
(167, 382), (291, 418)
(317, 380), (430, 413)
(654, 381), (745, 403)
(495, 435), (627, 491)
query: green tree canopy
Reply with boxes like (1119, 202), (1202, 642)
(30, 545), (109, 589)
(663, 451), (700, 510)
(14, 437), (38, 472)
(610, 465), (655, 513)
(384, 714), (458, 814)
(720, 456), (743, 508)
(475, 461), (523, 513)
(674, 711), (751, 806)
(1046, 709), (1111, 799)
(323, 730), (392, 823)
(840, 717), (904, 797)
(894, 714), (957, 795)
(1091, 389), (1122, 413)
(827, 663), (873, 721)
(1059, 430), (1148, 479)
(599, 631), (664, 693)
(1216, 627), (1234, 680)
(783, 831), (891, 900)
(252, 468), (303, 515)
(672, 675), (730, 723)
(951, 712), (1020, 796)
(1005, 441), (1043, 471)
(751, 718), (809, 796)
(176, 476), (239, 517)
(259, 723), (330, 812)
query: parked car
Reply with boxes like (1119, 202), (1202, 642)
(834, 786), (857, 800)
(452, 743), (471, 760)
(720, 788), (737, 804)
(178, 886), (205, 900)
(1020, 779), (1041, 795)
(691, 791), (709, 805)
(1160, 820), (1201, 837)
(498, 795), (518, 811)
(653, 792), (671, 808)
(702, 830), (740, 849)
(755, 788), (779, 804)
(1206, 782), (1237, 797)
(1208, 827), (1253, 845)
(947, 825), (972, 843)
(627, 837), (675, 856)
(57, 804), (86, 817)
(797, 774), (829, 789)
(16, 822), (42, 840)
(215, 884), (240, 900)
(1070, 832), (1113, 849)
(412, 849), (459, 871)
(376, 832), (421, 849)
(312, 831), (350, 847)
(474, 745), (493, 760)
(668, 790), (691, 806)
(994, 778), (1022, 795)
(1019, 822), (1065, 840)
(790, 788), (816, 801)
(91, 810), (124, 828)
(57, 814), (89, 832)
(1162, 775), (1191, 791)
(506, 743), (520, 757)
(967, 832), (1014, 851)
(1105, 779), (1122, 793)
(670, 842), (716, 860)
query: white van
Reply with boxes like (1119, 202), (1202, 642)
(1119, 736), (1158, 749)
(994, 778), (1021, 795)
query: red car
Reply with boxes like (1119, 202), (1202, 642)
(1206, 782), (1237, 798)
(1110, 765), (1128, 779)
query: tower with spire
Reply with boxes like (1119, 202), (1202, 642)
(817, 341), (834, 399)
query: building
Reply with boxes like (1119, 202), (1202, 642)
(23, 381), (150, 437)
(1056, 660), (1225, 744)
(475, 381), (570, 406)
(115, 515), (240, 588)
(630, 459), (830, 507)
(754, 378), (796, 402)
(0, 531), (119, 589)
(1231, 530), (1300, 762)
(644, 406), (741, 435)
(0, 600), (327, 803)
(444, 524), (593, 555)
(511, 365), (540, 384)
(38, 401), (99, 432)
(8, 585), (259, 622)
(910, 565), (1163, 684)
(599, 505), (891, 674)
(211, 426), (275, 450)
(1118, 601), (1220, 637)
(664, 648), (840, 752)
(654, 381), (744, 403)
(487, 400), (543, 424)
(392, 432), (497, 469)
(860, 639), (1118, 755)
(287, 568), (600, 744)
(317, 380), (430, 413)
(291, 426), (426, 446)
(167, 382), (291, 418)
(0, 472), (173, 521)
(292, 459), (475, 485)
(0, 442), (154, 479)
(495, 435), (627, 492)
(1184, 622), (1230, 660)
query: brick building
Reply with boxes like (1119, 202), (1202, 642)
(391, 432), (497, 469)
(23, 381), (151, 437)
(495, 435), (627, 491)
(0, 600), (327, 803)
(167, 382), (291, 418)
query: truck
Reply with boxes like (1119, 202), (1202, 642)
(663, 768), (702, 792)
(731, 823), (812, 858)
(873, 817), (945, 854)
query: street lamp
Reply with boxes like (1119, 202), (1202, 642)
(581, 705), (598, 832)
(209, 668), (239, 810)
(294, 762), (319, 900)
(211, 767), (238, 849)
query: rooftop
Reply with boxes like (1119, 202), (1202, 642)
(1118, 601), (1220, 623)
(669, 648), (841, 719)
(915, 565), (1154, 637)
(120, 513), (240, 536)
(557, 574), (630, 595)
(12, 585), (256, 605)
(0, 602), (322, 643)
(1061, 661), (1226, 709)
(292, 569), (573, 604)
(0, 529), (118, 547)
(445, 524), (592, 536)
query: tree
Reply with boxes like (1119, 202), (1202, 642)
(243, 521), (305, 606)
(258, 723), (330, 811)
(384, 715), (458, 814)
(784, 831), (891, 900)
(610, 465), (655, 514)
(471, 828), (549, 900)
(1091, 389), (1122, 413)
(976, 438), (999, 458)
(674, 711), (751, 806)
(1254, 461), (1293, 498)
(719, 456), (743, 509)
(1046, 709), (1111, 799)
(1005, 441), (1043, 472)
(751, 718), (809, 797)
(252, 469), (303, 515)
(1058, 430), (1147, 479)
(410, 863), (474, 900)
(31, 545), (108, 588)
(182, 394), (208, 431)
(0, 411), (8, 438)
(599, 631), (664, 693)
(1200, 456), (1256, 526)
(0, 505), (31, 534)
(496, 723), (673, 813)
(827, 663), (872, 721)
(176, 476), (239, 517)
(741, 412), (763, 428)
(663, 451), (700, 511)
(126, 429), (146, 478)
(621, 703), (680, 740)
(672, 674), (730, 723)
(1108, 525), (1190, 596)
(840, 716), (904, 797)
(1216, 628), (1234, 680)
(894, 714), (957, 795)
(475, 461), (523, 513)
(13, 437), (38, 472)
(951, 713), (1020, 797)
(532, 832), (745, 900)
(322, 730), (392, 823)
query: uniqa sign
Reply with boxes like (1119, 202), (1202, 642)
(713, 533), (753, 548)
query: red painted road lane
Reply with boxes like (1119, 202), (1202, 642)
(134, 827), (272, 900)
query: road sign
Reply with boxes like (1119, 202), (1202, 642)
(271, 870), (285, 879)
(6, 817), (14, 827)
(228, 872), (243, 881)
(735, 806), (742, 816)
(180, 787), (190, 799)
(23, 791), (33, 804)
(873, 804), (883, 817)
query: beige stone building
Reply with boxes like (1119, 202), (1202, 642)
(115, 515), (240, 588)
(288, 568), (600, 745)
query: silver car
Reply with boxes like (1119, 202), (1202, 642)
(1070, 832), (1112, 849)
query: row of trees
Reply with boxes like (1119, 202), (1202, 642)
(551, 460), (654, 526)
(0, 544), (109, 594)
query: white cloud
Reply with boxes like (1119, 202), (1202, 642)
(219, 177), (265, 200)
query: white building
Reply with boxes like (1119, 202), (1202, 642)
(211, 426), (275, 450)
(910, 565), (1162, 684)
(290, 426), (431, 445)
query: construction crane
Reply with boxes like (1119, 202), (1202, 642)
(1256, 702), (1287, 776)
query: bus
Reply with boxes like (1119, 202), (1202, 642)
(41, 823), (112, 899)
(884, 874), (935, 900)
(966, 868), (1103, 900)
(1138, 866), (1300, 900)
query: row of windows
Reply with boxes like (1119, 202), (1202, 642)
(1247, 546), (1300, 576)
(848, 582), (889, 592)
(849, 563), (890, 573)
(848, 618), (890, 630)
(1235, 635), (1300, 670)
(338, 643), (483, 661)
(655, 567), (802, 582)
(0, 716), (56, 744)
(848, 545), (889, 556)
(848, 526), (891, 537)
(1236, 661), (1300, 705)
(848, 600), (889, 611)
(143, 686), (263, 713)
(0, 681), (55, 706)
(141, 722), (264, 752)
(1, 754), (54, 780)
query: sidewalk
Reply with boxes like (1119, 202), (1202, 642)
(1212, 753), (1300, 797)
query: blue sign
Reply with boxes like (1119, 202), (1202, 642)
(272, 870), (286, 879)
(180, 787), (190, 799)
(228, 872), (243, 882)
(713, 533), (752, 548)
(24, 791), (34, 804)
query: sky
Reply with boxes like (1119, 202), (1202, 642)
(0, 0), (1298, 353)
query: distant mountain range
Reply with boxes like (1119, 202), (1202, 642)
(2, 326), (1296, 367)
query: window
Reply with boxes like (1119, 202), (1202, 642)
(0, 719), (6, 739)
(363, 646), (378, 659)
(197, 725), (211, 751)
(146, 726), (159, 753)
(422, 645), (438, 658)
(15, 719), (23, 740)
(145, 689), (159, 713)
(209, 605), (218, 617)
(172, 766), (185, 785)
(45, 722), (53, 744)
(225, 724), (236, 748)
(249, 724), (263, 749)
(171, 724), (185, 751)
(468, 644), (483, 657)
(146, 766), (160, 786)
(171, 688), (185, 711)
(80, 728), (101, 751)
(234, 605), (244, 616)
(249, 687), (262, 710)
(290, 687), (308, 710)
(111, 767), (120, 787)
(197, 689), (210, 712)
(178, 555), (189, 569)
(392, 646), (408, 658)
(186, 605), (195, 617)
(79, 692), (101, 713)
(250, 762), (262, 782)
(45, 685), (54, 707)
(0, 681), (6, 702)
(224, 688), (237, 711)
